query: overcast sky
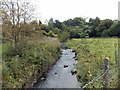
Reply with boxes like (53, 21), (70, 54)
(33, 0), (119, 23)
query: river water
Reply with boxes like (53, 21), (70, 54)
(36, 49), (80, 88)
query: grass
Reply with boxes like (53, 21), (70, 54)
(2, 37), (61, 88)
(0, 44), (1, 84)
(66, 37), (118, 88)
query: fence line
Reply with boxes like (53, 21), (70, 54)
(82, 58), (120, 88)
(82, 57), (110, 88)
(103, 57), (109, 88)
(82, 68), (109, 88)
(79, 50), (119, 88)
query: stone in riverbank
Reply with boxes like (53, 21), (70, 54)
(64, 65), (68, 68)
(71, 70), (78, 75)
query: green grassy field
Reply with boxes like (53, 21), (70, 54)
(66, 38), (118, 88)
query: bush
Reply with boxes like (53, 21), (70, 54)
(2, 37), (61, 88)
(58, 31), (70, 42)
(47, 31), (58, 37)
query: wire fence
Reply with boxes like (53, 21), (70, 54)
(81, 52), (119, 88)
(82, 68), (109, 88)
(82, 67), (119, 88)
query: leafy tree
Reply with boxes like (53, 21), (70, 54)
(63, 17), (85, 27)
(51, 28), (61, 35)
(39, 20), (42, 25)
(69, 25), (89, 38)
(70, 26), (81, 38)
(59, 31), (70, 42)
(95, 19), (113, 36)
(63, 19), (73, 26)
(2, 0), (35, 52)
(40, 24), (49, 32)
(72, 17), (85, 26)
(30, 20), (40, 30)
(48, 18), (54, 30)
(88, 17), (100, 37)
(108, 21), (120, 36)
(54, 20), (63, 30)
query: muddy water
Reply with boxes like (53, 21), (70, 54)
(36, 49), (80, 88)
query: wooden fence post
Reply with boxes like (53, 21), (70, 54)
(103, 57), (109, 88)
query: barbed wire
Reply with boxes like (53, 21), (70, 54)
(82, 68), (109, 88)
(82, 66), (120, 88)
(108, 67), (119, 81)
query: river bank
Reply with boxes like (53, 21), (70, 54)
(2, 37), (61, 88)
(35, 49), (80, 88)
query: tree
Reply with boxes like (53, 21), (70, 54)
(2, 0), (35, 25)
(63, 17), (86, 27)
(63, 19), (73, 26)
(48, 18), (54, 30)
(95, 19), (113, 37)
(2, 0), (36, 54)
(108, 21), (120, 36)
(72, 17), (85, 26)
(69, 26), (89, 38)
(39, 20), (42, 25)
(51, 28), (61, 35)
(54, 20), (63, 30)
(70, 26), (81, 38)
(40, 24), (49, 32)
(59, 31), (70, 42)
(88, 17), (100, 37)
(30, 20), (40, 30)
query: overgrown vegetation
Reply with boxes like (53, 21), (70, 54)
(1, 0), (119, 88)
(1, 0), (61, 88)
(2, 36), (61, 88)
(66, 38), (118, 88)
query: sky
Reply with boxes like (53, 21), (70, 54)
(33, 0), (120, 23)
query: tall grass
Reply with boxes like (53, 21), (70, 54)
(2, 37), (61, 88)
(66, 38), (118, 88)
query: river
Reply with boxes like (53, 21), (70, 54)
(35, 49), (80, 88)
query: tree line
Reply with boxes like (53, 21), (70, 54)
(47, 17), (120, 41)
(2, 0), (120, 44)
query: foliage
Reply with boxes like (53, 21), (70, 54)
(88, 17), (100, 37)
(2, 1), (61, 87)
(69, 26), (89, 38)
(2, 37), (61, 88)
(53, 20), (63, 30)
(1, 0), (120, 88)
(107, 21), (120, 36)
(58, 31), (70, 42)
(63, 17), (85, 26)
(47, 17), (119, 40)
(95, 19), (113, 37)
(51, 28), (61, 35)
(66, 38), (118, 88)
(47, 31), (58, 37)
